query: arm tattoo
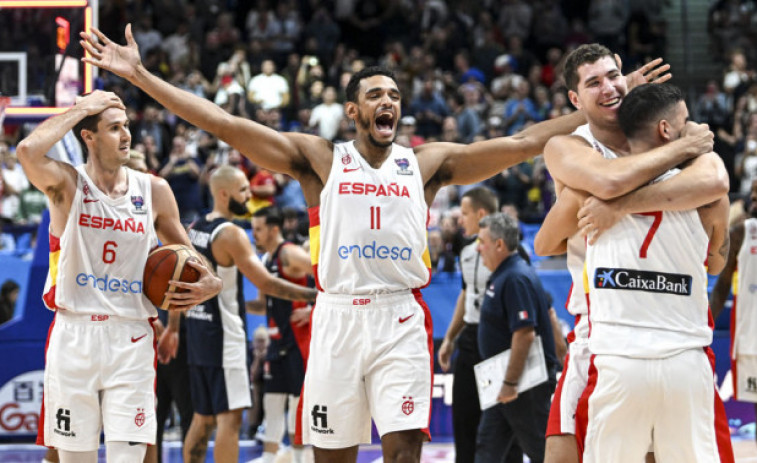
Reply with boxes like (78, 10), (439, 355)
(719, 233), (730, 260)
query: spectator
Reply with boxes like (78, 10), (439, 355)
(159, 135), (203, 224)
(135, 104), (171, 161)
(694, 80), (731, 132)
(0, 279), (19, 324)
(398, 116), (426, 147)
(504, 81), (540, 135)
(497, 0), (533, 43)
(410, 77), (449, 138)
(213, 62), (247, 117)
(587, 0), (630, 53)
(308, 86), (344, 141)
(132, 14), (163, 59)
(1, 148), (29, 223)
(248, 60), (291, 111)
(449, 91), (482, 144)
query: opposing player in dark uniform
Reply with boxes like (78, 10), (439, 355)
(183, 166), (317, 463)
(249, 206), (314, 463)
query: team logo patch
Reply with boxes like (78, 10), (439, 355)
(83, 182), (90, 196)
(131, 195), (147, 214)
(402, 396), (414, 415)
(342, 154), (352, 165)
(135, 408), (145, 427)
(593, 267), (692, 296)
(395, 158), (413, 175)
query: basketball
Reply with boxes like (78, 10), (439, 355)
(143, 244), (202, 310)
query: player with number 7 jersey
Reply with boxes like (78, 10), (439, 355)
(583, 167), (713, 359)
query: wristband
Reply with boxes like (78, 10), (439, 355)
(503, 380), (518, 387)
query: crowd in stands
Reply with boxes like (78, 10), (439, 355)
(0, 0), (754, 269)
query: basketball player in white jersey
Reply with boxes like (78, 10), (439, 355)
(710, 178), (757, 443)
(16, 91), (222, 463)
(534, 44), (728, 463)
(80, 26), (668, 462)
(545, 83), (733, 462)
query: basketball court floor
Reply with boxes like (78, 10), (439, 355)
(1, 435), (755, 462)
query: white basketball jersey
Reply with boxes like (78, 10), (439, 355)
(565, 124), (618, 326)
(310, 142), (431, 294)
(460, 239), (489, 324)
(734, 218), (757, 355)
(586, 169), (712, 358)
(43, 166), (159, 319)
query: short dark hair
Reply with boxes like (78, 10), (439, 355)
(479, 213), (520, 251)
(73, 112), (103, 153)
(345, 66), (396, 103)
(618, 83), (685, 140)
(562, 43), (614, 92)
(462, 187), (499, 214)
(252, 206), (283, 229)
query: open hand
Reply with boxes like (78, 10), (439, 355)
(80, 24), (142, 81)
(577, 196), (622, 244)
(622, 55), (672, 90)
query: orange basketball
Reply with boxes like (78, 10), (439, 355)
(143, 244), (202, 310)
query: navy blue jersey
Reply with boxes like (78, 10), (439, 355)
(185, 216), (248, 369)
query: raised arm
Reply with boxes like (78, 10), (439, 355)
(577, 152), (729, 242)
(710, 222), (743, 320)
(534, 187), (585, 256)
(16, 91), (124, 234)
(80, 25), (330, 183)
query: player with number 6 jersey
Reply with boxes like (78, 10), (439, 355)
(17, 91), (222, 463)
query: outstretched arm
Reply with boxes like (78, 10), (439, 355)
(710, 223), (743, 320)
(534, 187), (586, 256)
(80, 25), (329, 183)
(577, 152), (729, 242)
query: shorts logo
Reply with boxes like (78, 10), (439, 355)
(748, 377), (757, 393)
(54, 408), (75, 437)
(310, 405), (334, 435)
(402, 396), (414, 415)
(593, 267), (692, 296)
(135, 408), (145, 427)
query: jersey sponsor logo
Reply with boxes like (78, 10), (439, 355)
(593, 267), (692, 296)
(310, 405), (334, 434)
(131, 334), (147, 343)
(399, 314), (414, 323)
(53, 408), (75, 437)
(186, 305), (212, 321)
(338, 182), (410, 198)
(337, 241), (412, 261)
(78, 214), (146, 234)
(395, 158), (413, 175)
(76, 273), (143, 294)
(748, 377), (757, 392)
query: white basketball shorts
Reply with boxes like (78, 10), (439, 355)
(298, 290), (433, 448)
(38, 311), (157, 451)
(578, 349), (732, 463)
(734, 354), (757, 403)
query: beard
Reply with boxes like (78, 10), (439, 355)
(356, 109), (394, 148)
(228, 197), (249, 215)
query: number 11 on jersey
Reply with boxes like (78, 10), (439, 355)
(371, 206), (381, 229)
